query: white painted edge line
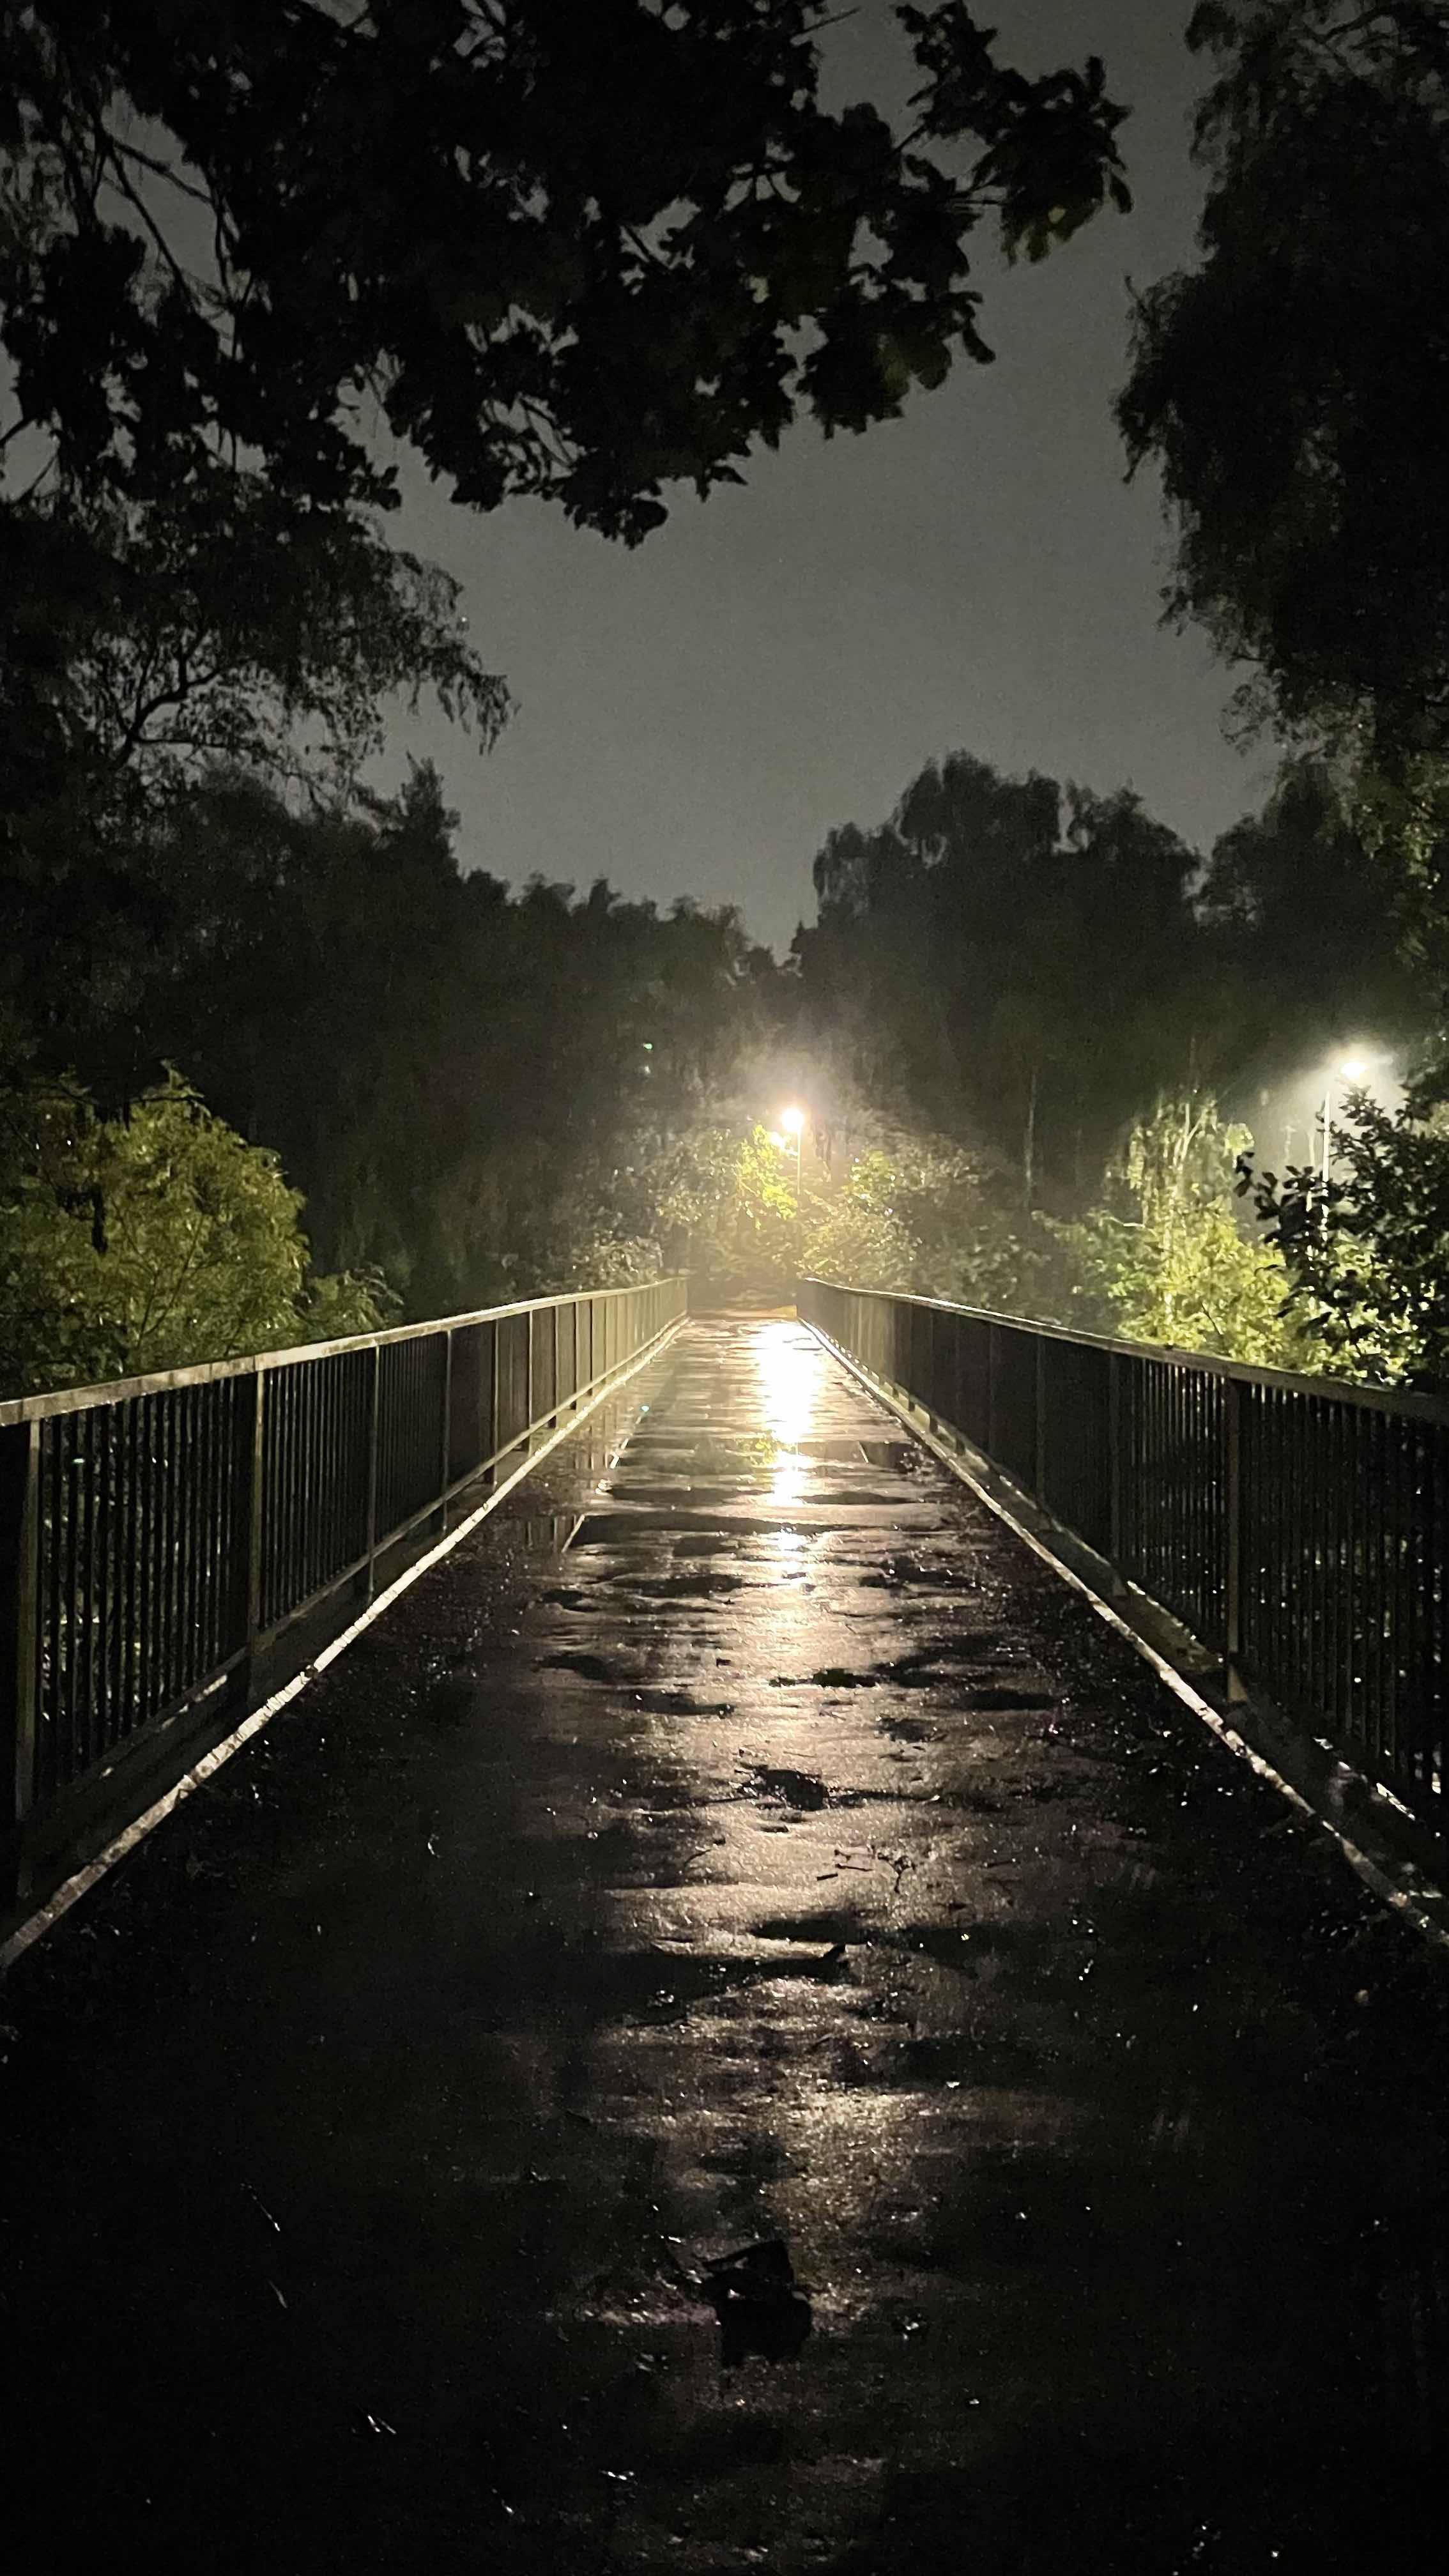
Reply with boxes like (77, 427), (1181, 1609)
(804, 1323), (1449, 1960)
(1, 1322), (682, 1974)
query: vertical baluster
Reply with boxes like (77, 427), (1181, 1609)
(38, 1426), (58, 1804)
(210, 1380), (227, 1669)
(1327, 1397), (1347, 1755)
(325, 1356), (341, 1591)
(1396, 1420), (1418, 1798)
(154, 1393), (172, 1717)
(194, 1384), (213, 1679)
(171, 1390), (188, 1711)
(1, 1418), (40, 1899)
(289, 1365), (305, 1607)
(180, 1390), (201, 1699)
(99, 1404), (120, 1751)
(286, 1366), (302, 1612)
(1332, 1400), (1351, 1757)
(244, 1367), (266, 1684)
(1223, 1377), (1243, 1692)
(197, 1383), (215, 1685)
(75, 1408), (97, 1775)
(154, 1391), (174, 1715)
(295, 1365), (309, 1604)
(1371, 1411), (1402, 1793)
(1303, 1398), (1321, 1733)
(1383, 1413), (1403, 1792)
(1268, 1391), (1278, 1710)
(439, 1332), (454, 1532)
(1363, 1409), (1383, 1773)
(1259, 1391), (1275, 1689)
(310, 1361), (324, 1593)
(1423, 1432), (1433, 1834)
(128, 1401), (148, 1742)
(275, 1368), (290, 1634)
(1343, 1402), (1362, 1757)
(61, 1414), (82, 1784)
(142, 1395), (162, 1724)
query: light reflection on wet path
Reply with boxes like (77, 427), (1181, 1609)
(4, 1318), (1447, 2572)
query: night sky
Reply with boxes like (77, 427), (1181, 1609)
(381, 1), (1271, 954)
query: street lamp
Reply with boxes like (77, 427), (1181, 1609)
(1320, 1052), (1372, 1193)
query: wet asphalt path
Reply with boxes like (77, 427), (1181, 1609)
(3, 1318), (1448, 2574)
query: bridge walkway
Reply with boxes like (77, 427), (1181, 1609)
(3, 1317), (1446, 2572)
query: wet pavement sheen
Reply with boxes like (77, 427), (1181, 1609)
(3, 1319), (1448, 2573)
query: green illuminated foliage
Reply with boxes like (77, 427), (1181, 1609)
(0, 1061), (389, 1395)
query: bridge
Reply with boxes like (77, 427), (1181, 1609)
(2, 1286), (1447, 2569)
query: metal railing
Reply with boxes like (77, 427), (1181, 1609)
(1, 1276), (687, 1910)
(799, 1278), (1448, 1837)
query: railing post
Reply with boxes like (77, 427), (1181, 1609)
(1225, 1374), (1246, 1701)
(1, 1420), (40, 1908)
(238, 1366), (266, 1698)
(363, 1344), (381, 1599)
(1107, 1353), (1128, 1595)
(438, 1328), (454, 1535)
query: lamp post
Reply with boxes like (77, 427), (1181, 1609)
(1320, 1053), (1369, 1195)
(779, 1107), (805, 1282)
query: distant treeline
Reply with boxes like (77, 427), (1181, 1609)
(795, 751), (1430, 1215)
(4, 726), (1443, 1395)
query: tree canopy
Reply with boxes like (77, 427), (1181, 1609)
(795, 748), (1209, 1202)
(3, 2), (1130, 537)
(1118, 3), (1449, 777)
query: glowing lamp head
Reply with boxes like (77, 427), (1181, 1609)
(779, 1106), (806, 1137)
(1339, 1055), (1369, 1083)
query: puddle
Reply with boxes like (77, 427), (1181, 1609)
(610, 1571), (747, 1599)
(752, 1910), (864, 1946)
(536, 1651), (632, 1683)
(735, 1763), (834, 1811)
(701, 2237), (813, 2369)
(771, 1669), (880, 1690)
(874, 1646), (1056, 1706)
(612, 1941), (850, 2023)
(631, 1687), (737, 1719)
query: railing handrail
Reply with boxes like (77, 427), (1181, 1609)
(0, 1274), (691, 1430)
(799, 1275), (1449, 1427)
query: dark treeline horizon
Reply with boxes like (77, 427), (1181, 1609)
(8, 721), (1428, 1311)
